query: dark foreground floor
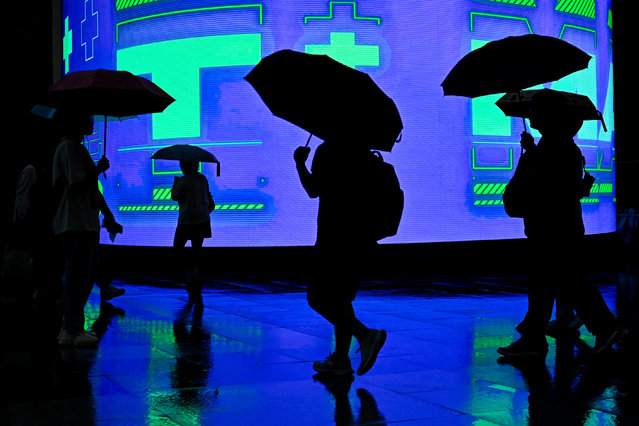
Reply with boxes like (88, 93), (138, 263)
(1, 267), (638, 425)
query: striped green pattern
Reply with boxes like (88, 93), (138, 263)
(482, 0), (536, 6)
(119, 203), (265, 212)
(555, 0), (596, 19)
(474, 183), (507, 196)
(116, 0), (159, 11)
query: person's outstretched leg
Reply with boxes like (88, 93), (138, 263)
(308, 293), (355, 375)
(560, 240), (624, 354)
(499, 239), (553, 357)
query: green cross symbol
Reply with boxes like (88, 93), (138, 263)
(305, 32), (379, 69)
(62, 17), (73, 74)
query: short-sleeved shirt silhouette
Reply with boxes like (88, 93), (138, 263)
(52, 137), (100, 235)
(171, 173), (213, 225)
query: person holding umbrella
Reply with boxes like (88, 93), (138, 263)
(52, 108), (123, 346)
(497, 91), (625, 358)
(170, 160), (215, 305)
(294, 139), (386, 376)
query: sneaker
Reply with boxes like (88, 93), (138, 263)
(356, 329), (387, 375)
(497, 338), (548, 358)
(58, 330), (99, 347)
(592, 327), (629, 355)
(313, 354), (354, 376)
(101, 285), (126, 302)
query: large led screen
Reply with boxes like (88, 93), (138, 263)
(60, 0), (615, 247)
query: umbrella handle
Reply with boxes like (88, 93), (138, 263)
(305, 133), (313, 148)
(597, 110), (607, 132)
(216, 162), (221, 177)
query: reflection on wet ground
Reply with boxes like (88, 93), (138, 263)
(1, 269), (637, 425)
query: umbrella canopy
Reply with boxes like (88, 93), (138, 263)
(151, 144), (220, 176)
(41, 69), (175, 117)
(441, 34), (591, 98)
(245, 49), (402, 152)
(496, 89), (606, 131)
(36, 69), (175, 171)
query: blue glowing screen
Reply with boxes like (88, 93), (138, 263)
(60, 1), (615, 247)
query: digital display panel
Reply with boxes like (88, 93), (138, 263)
(60, 0), (615, 247)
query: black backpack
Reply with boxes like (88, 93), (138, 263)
(364, 151), (404, 241)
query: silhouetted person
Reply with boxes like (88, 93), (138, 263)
(171, 160), (215, 305)
(498, 91), (624, 358)
(294, 139), (386, 376)
(8, 140), (60, 304)
(52, 109), (122, 346)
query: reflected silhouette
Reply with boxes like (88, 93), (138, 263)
(500, 334), (636, 425)
(168, 303), (216, 417)
(313, 373), (386, 425)
(53, 346), (99, 426)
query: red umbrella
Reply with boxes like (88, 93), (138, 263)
(39, 69), (175, 159)
(44, 69), (174, 117)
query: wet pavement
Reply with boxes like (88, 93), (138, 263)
(1, 268), (637, 425)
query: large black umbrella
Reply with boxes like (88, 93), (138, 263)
(441, 34), (591, 97)
(244, 49), (402, 152)
(496, 89), (606, 131)
(38, 68), (175, 157)
(151, 144), (221, 176)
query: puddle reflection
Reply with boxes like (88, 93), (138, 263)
(313, 374), (386, 425)
(500, 333), (635, 425)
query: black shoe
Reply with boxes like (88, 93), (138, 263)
(497, 338), (548, 358)
(356, 329), (387, 375)
(313, 354), (354, 376)
(592, 327), (629, 355)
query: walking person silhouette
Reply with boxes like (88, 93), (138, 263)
(171, 160), (215, 305)
(295, 137), (386, 376)
(498, 90), (626, 358)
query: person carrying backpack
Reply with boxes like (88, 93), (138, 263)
(294, 139), (387, 376)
